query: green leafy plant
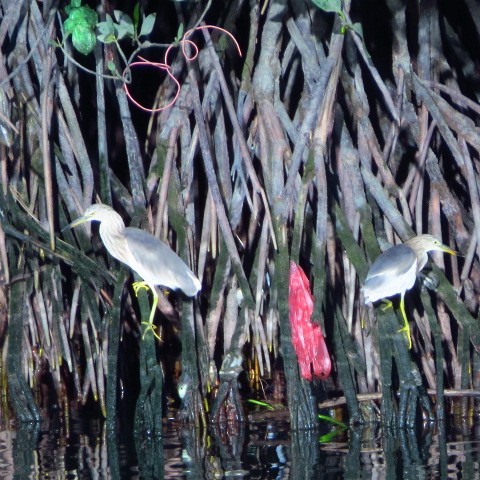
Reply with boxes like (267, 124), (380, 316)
(311, 0), (363, 37)
(317, 414), (348, 442)
(317, 413), (348, 429)
(64, 0), (98, 55)
(310, 0), (342, 12)
(63, 1), (156, 56)
(174, 23), (185, 45)
(247, 399), (284, 410)
(58, 1), (239, 113)
(96, 10), (156, 45)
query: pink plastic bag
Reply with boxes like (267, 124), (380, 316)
(289, 261), (331, 380)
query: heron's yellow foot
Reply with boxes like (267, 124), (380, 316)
(133, 281), (150, 296)
(141, 321), (162, 340)
(381, 299), (393, 311)
(397, 322), (412, 349)
(398, 296), (412, 349)
(133, 282), (160, 340)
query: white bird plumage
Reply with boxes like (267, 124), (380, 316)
(362, 234), (457, 349)
(65, 203), (201, 338)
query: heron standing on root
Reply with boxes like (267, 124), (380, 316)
(362, 234), (457, 349)
(64, 204), (201, 338)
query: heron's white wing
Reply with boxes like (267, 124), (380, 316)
(124, 228), (200, 296)
(367, 244), (415, 279)
(363, 244), (417, 303)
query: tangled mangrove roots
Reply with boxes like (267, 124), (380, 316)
(0, 0), (479, 430)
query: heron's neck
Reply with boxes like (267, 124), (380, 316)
(98, 212), (127, 261)
(99, 211), (125, 234)
(416, 251), (429, 272)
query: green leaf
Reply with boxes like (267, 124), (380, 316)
(106, 13), (115, 31)
(311, 0), (342, 13)
(81, 6), (98, 28)
(63, 3), (98, 52)
(66, 6), (97, 27)
(96, 21), (112, 36)
(139, 13), (156, 37)
(65, 0), (82, 14)
(133, 3), (140, 30)
(64, 9), (95, 32)
(63, 1), (98, 54)
(97, 18), (116, 44)
(247, 399), (275, 410)
(115, 24), (128, 40)
(319, 428), (346, 443)
(107, 60), (117, 73)
(114, 12), (135, 39)
(318, 414), (349, 429)
(175, 22), (184, 43)
(66, 9), (84, 25)
(64, 17), (76, 36)
(351, 22), (364, 38)
(97, 32), (116, 44)
(72, 24), (96, 54)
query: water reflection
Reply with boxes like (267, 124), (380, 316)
(0, 416), (479, 478)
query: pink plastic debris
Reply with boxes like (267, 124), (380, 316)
(289, 261), (331, 380)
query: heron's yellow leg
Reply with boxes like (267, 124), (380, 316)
(132, 282), (161, 340)
(132, 281), (149, 296)
(381, 299), (393, 311)
(398, 293), (412, 349)
(141, 289), (161, 340)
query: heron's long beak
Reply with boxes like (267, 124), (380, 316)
(439, 243), (458, 256)
(61, 215), (88, 232)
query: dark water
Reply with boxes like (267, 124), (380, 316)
(0, 415), (479, 478)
